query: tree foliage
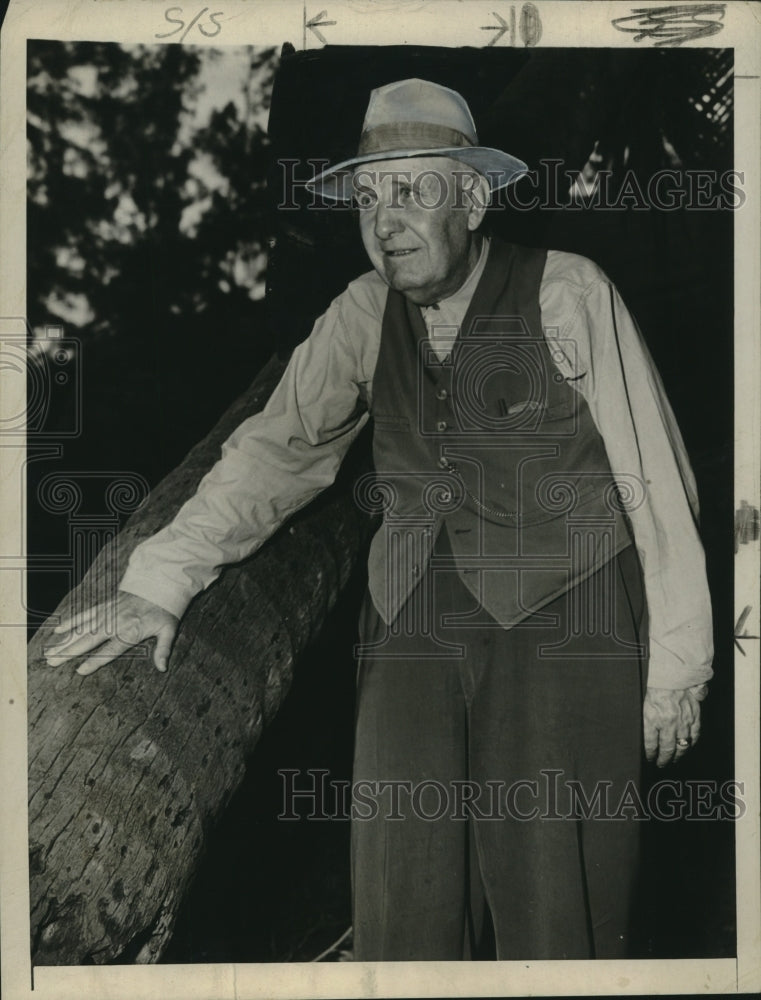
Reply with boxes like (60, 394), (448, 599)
(28, 42), (278, 336)
(27, 43), (280, 622)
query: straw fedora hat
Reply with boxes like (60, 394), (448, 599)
(306, 78), (528, 202)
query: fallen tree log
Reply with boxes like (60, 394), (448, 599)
(27, 355), (373, 965)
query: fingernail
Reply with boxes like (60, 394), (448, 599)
(157, 661), (166, 673)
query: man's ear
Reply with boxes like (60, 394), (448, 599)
(465, 172), (490, 231)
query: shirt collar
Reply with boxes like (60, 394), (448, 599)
(421, 236), (490, 323)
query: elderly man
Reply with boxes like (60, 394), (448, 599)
(47, 79), (713, 961)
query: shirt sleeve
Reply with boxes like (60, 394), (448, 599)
(541, 252), (714, 690)
(119, 274), (385, 619)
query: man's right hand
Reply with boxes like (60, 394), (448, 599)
(44, 591), (179, 676)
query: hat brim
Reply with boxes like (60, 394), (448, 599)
(306, 147), (528, 202)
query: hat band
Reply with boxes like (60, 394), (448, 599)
(358, 121), (475, 156)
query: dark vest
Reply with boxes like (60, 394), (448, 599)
(365, 238), (632, 627)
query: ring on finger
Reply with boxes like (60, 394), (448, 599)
(676, 737), (691, 748)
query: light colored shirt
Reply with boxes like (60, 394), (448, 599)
(421, 235), (489, 360)
(121, 247), (714, 690)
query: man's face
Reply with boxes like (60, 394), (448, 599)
(354, 156), (487, 306)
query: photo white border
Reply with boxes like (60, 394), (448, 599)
(1, 1), (759, 997)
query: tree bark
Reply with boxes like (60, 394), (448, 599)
(27, 355), (373, 965)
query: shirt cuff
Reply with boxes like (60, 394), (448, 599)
(645, 638), (714, 690)
(118, 570), (195, 620)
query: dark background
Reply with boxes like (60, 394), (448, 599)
(27, 42), (735, 961)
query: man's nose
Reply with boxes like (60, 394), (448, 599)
(374, 201), (404, 240)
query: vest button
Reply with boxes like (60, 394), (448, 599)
(436, 420), (448, 432)
(411, 563), (420, 577)
(436, 388), (448, 401)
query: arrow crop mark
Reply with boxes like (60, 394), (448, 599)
(734, 605), (759, 657)
(305, 9), (337, 45)
(481, 11), (510, 47)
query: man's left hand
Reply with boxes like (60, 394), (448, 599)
(643, 684), (709, 767)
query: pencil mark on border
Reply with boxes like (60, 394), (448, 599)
(611, 4), (726, 47)
(480, 5), (542, 48)
(304, 8), (337, 46)
(735, 501), (760, 552)
(734, 606), (759, 657)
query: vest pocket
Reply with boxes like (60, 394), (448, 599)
(539, 399), (578, 422)
(501, 397), (577, 426)
(372, 414), (411, 433)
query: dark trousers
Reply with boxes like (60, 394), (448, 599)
(351, 533), (648, 961)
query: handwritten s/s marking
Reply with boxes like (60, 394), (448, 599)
(612, 3), (726, 47)
(155, 7), (224, 42)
